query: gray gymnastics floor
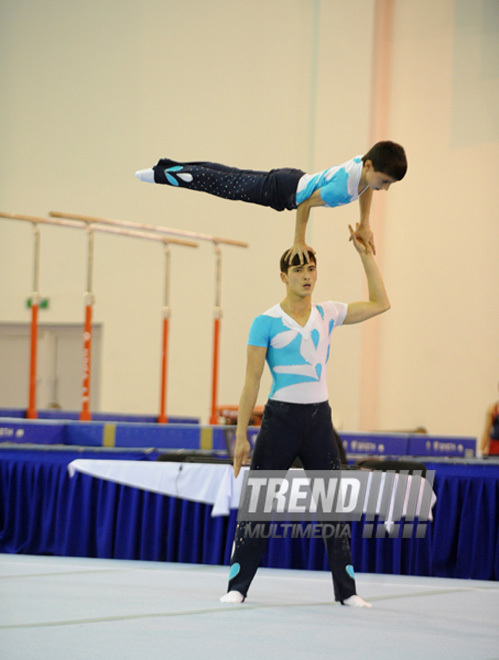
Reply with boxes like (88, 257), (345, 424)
(1, 554), (498, 660)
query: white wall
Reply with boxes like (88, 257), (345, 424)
(0, 0), (497, 440)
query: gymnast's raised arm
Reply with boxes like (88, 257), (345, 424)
(343, 224), (390, 325)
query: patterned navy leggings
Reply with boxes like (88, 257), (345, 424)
(152, 158), (304, 211)
(226, 399), (357, 602)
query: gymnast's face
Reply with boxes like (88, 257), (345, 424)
(282, 261), (317, 296)
(364, 161), (396, 191)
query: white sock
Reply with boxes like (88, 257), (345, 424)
(135, 168), (155, 183)
(220, 590), (244, 604)
(342, 595), (372, 608)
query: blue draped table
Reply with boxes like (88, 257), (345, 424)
(0, 448), (497, 580)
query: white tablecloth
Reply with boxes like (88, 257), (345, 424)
(68, 460), (243, 516)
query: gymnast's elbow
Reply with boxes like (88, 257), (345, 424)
(371, 298), (391, 317)
(380, 298), (391, 314)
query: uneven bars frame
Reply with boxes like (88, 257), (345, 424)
(50, 211), (249, 425)
(49, 210), (249, 248)
(1, 212), (197, 423)
(28, 223), (41, 418)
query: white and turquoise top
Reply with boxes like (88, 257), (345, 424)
(295, 156), (365, 207)
(248, 301), (348, 404)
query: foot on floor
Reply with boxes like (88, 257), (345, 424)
(220, 591), (245, 604)
(342, 595), (372, 608)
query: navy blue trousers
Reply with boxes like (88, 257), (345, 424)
(227, 399), (357, 602)
(153, 158), (304, 211)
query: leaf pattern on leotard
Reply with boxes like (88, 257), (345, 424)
(163, 166), (193, 186)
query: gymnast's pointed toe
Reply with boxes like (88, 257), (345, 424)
(135, 168), (155, 183)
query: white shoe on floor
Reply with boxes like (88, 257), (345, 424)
(220, 590), (244, 604)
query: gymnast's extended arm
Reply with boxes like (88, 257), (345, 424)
(343, 224), (390, 324)
(286, 190), (323, 265)
(354, 187), (376, 254)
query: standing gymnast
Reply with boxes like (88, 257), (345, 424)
(136, 140), (407, 263)
(219, 225), (390, 607)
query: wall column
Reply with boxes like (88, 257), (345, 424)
(359, 0), (394, 429)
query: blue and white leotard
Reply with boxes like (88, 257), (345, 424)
(248, 301), (348, 404)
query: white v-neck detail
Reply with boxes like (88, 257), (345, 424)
(279, 304), (316, 333)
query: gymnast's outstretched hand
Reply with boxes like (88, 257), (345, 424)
(284, 241), (316, 265)
(349, 223), (373, 254)
(349, 223), (375, 254)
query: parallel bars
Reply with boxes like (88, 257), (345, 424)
(49, 211), (249, 424)
(0, 212), (198, 422)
